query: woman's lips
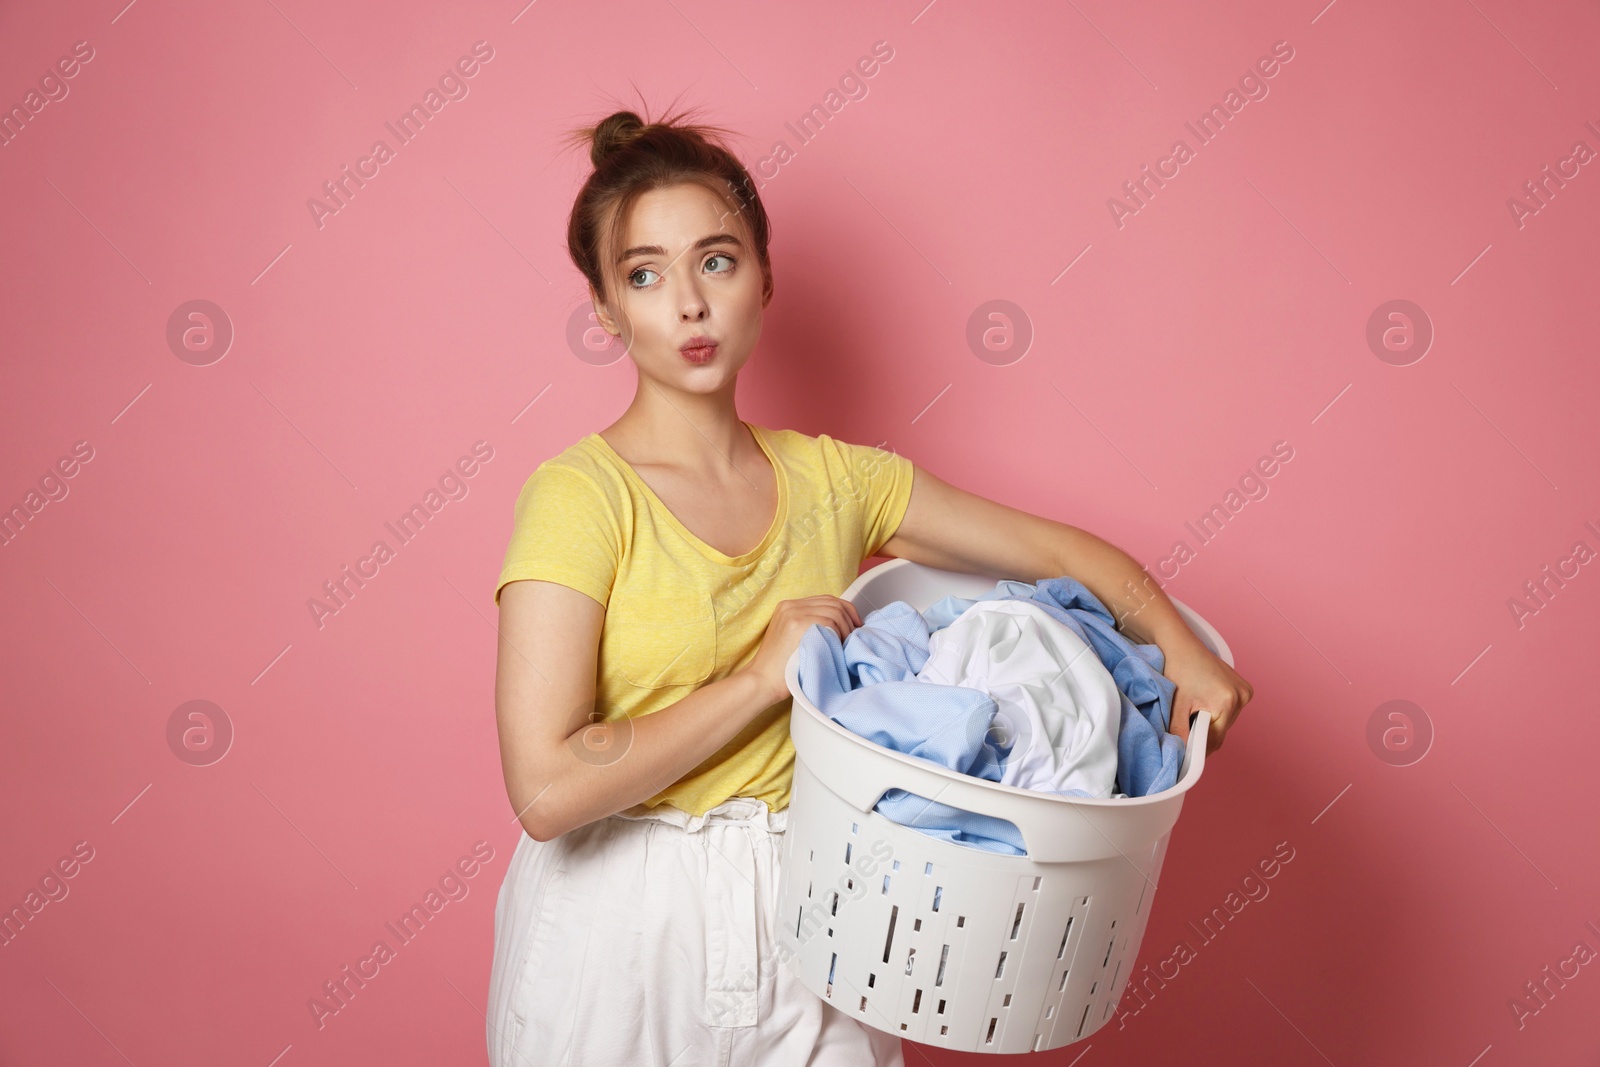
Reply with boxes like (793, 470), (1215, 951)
(680, 343), (718, 364)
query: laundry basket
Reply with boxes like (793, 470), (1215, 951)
(777, 559), (1233, 1054)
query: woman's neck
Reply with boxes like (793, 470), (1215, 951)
(600, 382), (754, 476)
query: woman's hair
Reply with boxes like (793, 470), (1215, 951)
(563, 99), (773, 309)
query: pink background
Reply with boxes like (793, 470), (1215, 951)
(3, 0), (1598, 1063)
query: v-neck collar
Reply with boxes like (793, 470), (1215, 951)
(587, 420), (789, 566)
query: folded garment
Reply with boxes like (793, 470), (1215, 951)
(924, 577), (1184, 797)
(793, 601), (1026, 854)
(916, 600), (1120, 799)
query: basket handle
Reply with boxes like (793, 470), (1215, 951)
(812, 708), (1213, 863)
(1176, 707), (1212, 782)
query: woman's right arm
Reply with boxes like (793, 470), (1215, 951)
(494, 579), (861, 841)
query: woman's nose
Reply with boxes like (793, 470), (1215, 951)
(675, 277), (709, 320)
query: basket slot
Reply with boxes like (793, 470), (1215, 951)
(1102, 936), (1115, 966)
(935, 944), (949, 986)
(912, 989), (922, 1013)
(1045, 892), (1094, 1015)
(904, 946), (916, 976)
(1076, 1002), (1092, 1038)
(974, 871), (1039, 1039)
(985, 1017), (998, 1044)
(881, 904), (899, 964)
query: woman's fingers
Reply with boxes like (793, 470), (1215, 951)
(790, 596), (861, 638)
(1194, 690), (1245, 754)
(1169, 704), (1191, 743)
(816, 601), (857, 639)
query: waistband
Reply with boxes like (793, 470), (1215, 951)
(612, 795), (788, 835)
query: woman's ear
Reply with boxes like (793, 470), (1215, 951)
(589, 288), (620, 336)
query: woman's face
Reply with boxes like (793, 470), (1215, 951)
(593, 180), (770, 392)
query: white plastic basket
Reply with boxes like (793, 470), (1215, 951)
(778, 560), (1233, 1054)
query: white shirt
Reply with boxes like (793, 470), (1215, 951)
(914, 599), (1121, 798)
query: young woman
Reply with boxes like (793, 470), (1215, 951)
(486, 105), (1253, 1067)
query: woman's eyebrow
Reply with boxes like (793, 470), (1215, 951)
(617, 232), (744, 264)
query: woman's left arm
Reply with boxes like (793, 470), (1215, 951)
(876, 465), (1253, 753)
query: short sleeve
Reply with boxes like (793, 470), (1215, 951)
(832, 438), (916, 560)
(495, 463), (621, 608)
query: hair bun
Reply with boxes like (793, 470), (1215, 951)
(590, 110), (646, 166)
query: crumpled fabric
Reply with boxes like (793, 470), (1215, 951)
(793, 600), (1027, 854)
(916, 599), (1121, 799)
(922, 577), (1184, 797)
(793, 574), (1186, 855)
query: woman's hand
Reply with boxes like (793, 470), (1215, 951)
(744, 595), (863, 704)
(1160, 636), (1253, 755)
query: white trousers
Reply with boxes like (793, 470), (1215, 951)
(486, 796), (906, 1067)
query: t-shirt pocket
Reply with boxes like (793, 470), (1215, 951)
(606, 593), (718, 689)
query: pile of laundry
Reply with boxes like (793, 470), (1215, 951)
(794, 576), (1186, 856)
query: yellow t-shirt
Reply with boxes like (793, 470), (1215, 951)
(494, 421), (916, 817)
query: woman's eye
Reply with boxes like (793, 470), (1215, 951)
(705, 253), (736, 274)
(629, 268), (658, 288)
